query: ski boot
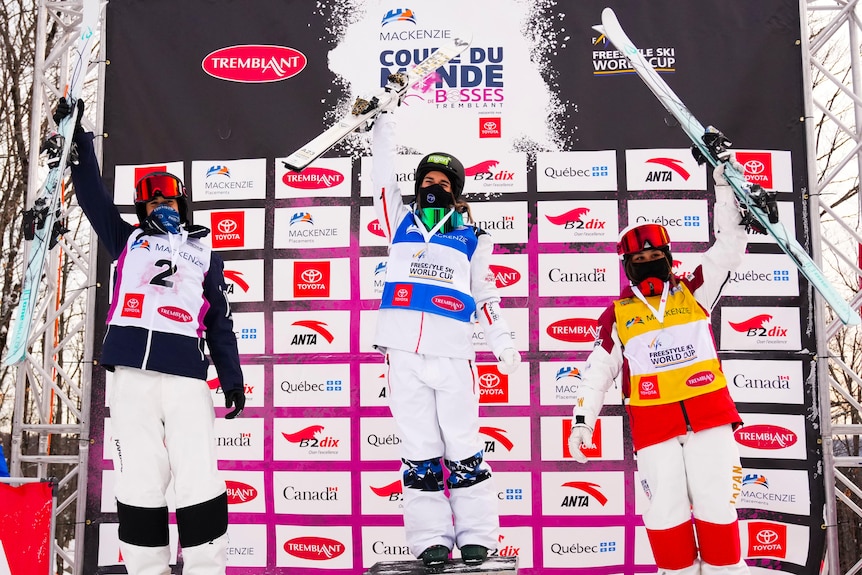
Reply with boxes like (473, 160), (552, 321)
(460, 544), (488, 566)
(419, 545), (449, 571)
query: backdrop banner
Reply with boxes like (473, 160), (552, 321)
(0, 481), (53, 575)
(84, 1), (823, 573)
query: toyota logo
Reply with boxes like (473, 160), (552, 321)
(218, 219), (238, 234)
(642, 381), (654, 391)
(744, 160), (765, 175)
(396, 288), (409, 298)
(300, 269), (323, 283)
(126, 298), (140, 308)
(483, 121), (497, 130)
(479, 373), (500, 388)
(756, 530), (779, 545)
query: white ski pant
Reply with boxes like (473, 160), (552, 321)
(637, 425), (749, 575)
(385, 349), (499, 558)
(110, 367), (228, 575)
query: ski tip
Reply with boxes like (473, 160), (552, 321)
(601, 7), (620, 27)
(842, 310), (862, 326)
(592, 24), (605, 36)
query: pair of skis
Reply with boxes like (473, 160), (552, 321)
(4, 0), (100, 366)
(596, 8), (860, 326)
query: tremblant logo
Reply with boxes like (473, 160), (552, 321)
(157, 306), (193, 323)
(645, 157), (690, 181)
(283, 536), (345, 561)
(225, 480), (258, 504)
(728, 314), (788, 338)
(283, 166), (345, 189)
(290, 320), (335, 345)
(734, 424), (798, 450)
(368, 219), (386, 237)
(206, 165), (230, 178)
(547, 318), (600, 343)
(479, 426), (514, 452)
(202, 45), (307, 83)
(561, 481), (608, 507)
(545, 207), (606, 230)
(488, 264), (521, 288)
(381, 8), (416, 25)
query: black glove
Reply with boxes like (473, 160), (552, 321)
(224, 388), (246, 419)
(53, 97), (84, 134)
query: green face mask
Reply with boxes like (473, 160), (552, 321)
(416, 208), (464, 233)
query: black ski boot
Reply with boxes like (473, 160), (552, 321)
(460, 544), (488, 565)
(419, 545), (450, 569)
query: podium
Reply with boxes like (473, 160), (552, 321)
(364, 557), (518, 574)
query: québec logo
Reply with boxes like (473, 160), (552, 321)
(202, 45), (307, 83)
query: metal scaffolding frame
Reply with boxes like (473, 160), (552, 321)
(6, 1), (861, 573)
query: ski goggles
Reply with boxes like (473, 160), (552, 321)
(617, 223), (671, 256)
(134, 173), (186, 203)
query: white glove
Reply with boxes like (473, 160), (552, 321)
(496, 348), (521, 375)
(567, 424), (594, 464)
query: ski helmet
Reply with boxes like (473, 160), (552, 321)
(617, 223), (674, 286)
(414, 152), (465, 201)
(134, 171), (190, 224)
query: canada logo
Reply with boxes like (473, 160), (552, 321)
(202, 45), (307, 83)
(283, 536), (345, 560)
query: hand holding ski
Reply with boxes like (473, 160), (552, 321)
(596, 7), (860, 326)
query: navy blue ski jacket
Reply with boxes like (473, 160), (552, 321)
(70, 131), (243, 394)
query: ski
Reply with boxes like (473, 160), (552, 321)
(283, 34), (472, 172)
(595, 7), (861, 326)
(4, 0), (100, 366)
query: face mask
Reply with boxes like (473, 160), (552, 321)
(146, 204), (181, 234)
(628, 257), (671, 285)
(417, 183), (455, 210)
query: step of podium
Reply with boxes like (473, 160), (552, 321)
(364, 556), (518, 574)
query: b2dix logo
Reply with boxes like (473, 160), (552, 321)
(728, 314), (788, 338)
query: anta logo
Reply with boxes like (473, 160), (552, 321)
(202, 45), (307, 83)
(283, 536), (345, 560)
(290, 320), (335, 345)
(225, 480), (258, 504)
(644, 157), (690, 181)
(561, 481), (608, 507)
(283, 166), (345, 189)
(728, 314), (788, 338)
(479, 426), (514, 452)
(223, 270), (250, 293)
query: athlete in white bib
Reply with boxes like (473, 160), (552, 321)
(569, 162), (751, 575)
(59, 98), (244, 575)
(371, 105), (521, 568)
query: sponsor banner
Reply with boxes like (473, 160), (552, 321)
(113, 161), (185, 205)
(273, 363), (350, 407)
(539, 307), (605, 351)
(625, 148), (707, 191)
(358, 362), (389, 407)
(360, 526), (413, 566)
(626, 199), (709, 242)
(273, 258), (351, 301)
(488, 526), (534, 568)
(737, 467), (811, 516)
(720, 306), (801, 351)
(538, 252), (621, 297)
(274, 206), (351, 249)
(480, 416), (533, 461)
(542, 526), (626, 568)
(470, 201), (530, 244)
(231, 311), (265, 355)
(198, 208), (266, 250)
(477, 361), (530, 406)
(214, 417), (265, 461)
(273, 417), (351, 461)
(735, 149), (793, 193)
(276, 524), (352, 569)
(225, 523), (268, 567)
(360, 471), (403, 516)
(0, 482), (53, 575)
(488, 253), (529, 297)
(741, 520), (809, 566)
(723, 359), (804, 405)
(722, 253), (800, 297)
(537, 200), (620, 243)
(273, 310), (351, 354)
(494, 471), (534, 516)
(536, 150), (618, 192)
(359, 256), (390, 299)
(208, 363), (264, 409)
(360, 417), (402, 461)
(359, 206), (391, 246)
(734, 413), (807, 460)
(541, 416), (625, 461)
(224, 470), (267, 513)
(539, 360), (622, 406)
(540, 471), (626, 516)
(201, 44), (307, 83)
(472, 307), (529, 353)
(191, 158), (267, 201)
(97, 523), (179, 567)
(223, 259), (265, 302)
(276, 157), (352, 198)
(273, 471), (352, 515)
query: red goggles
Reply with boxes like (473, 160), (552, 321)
(134, 173), (186, 203)
(617, 223), (670, 256)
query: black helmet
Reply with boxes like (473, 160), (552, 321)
(134, 171), (190, 224)
(414, 152), (465, 200)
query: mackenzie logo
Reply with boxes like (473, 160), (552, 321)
(225, 480), (258, 504)
(157, 306), (193, 323)
(547, 318), (599, 343)
(431, 295), (465, 312)
(121, 293), (144, 318)
(283, 167), (345, 189)
(202, 45), (307, 83)
(734, 424), (798, 450)
(283, 536), (345, 560)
